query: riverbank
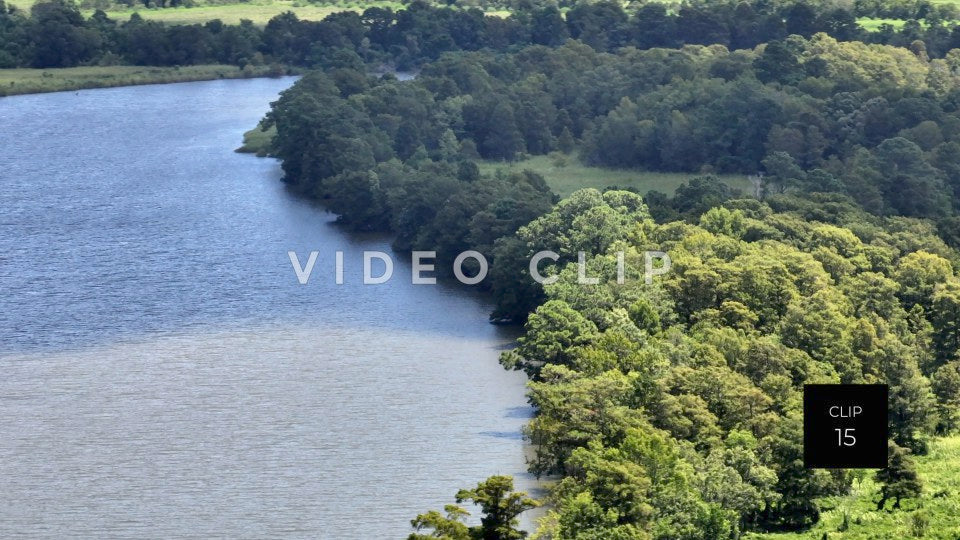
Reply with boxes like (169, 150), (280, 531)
(1, 76), (537, 537)
(0, 64), (287, 97)
(236, 125), (277, 156)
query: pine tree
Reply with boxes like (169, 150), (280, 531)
(438, 128), (460, 162)
(483, 102), (525, 161)
(557, 127), (575, 154)
(876, 442), (923, 510)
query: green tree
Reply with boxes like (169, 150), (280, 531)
(873, 137), (950, 218)
(878, 337), (936, 452)
(504, 300), (599, 377)
(557, 128), (575, 155)
(529, 6), (568, 47)
(876, 442), (923, 510)
(458, 476), (539, 540)
(931, 361), (960, 433)
(753, 40), (802, 85)
(931, 279), (960, 366)
(894, 251), (954, 310)
(762, 152), (806, 192)
(409, 505), (471, 540)
(29, 0), (101, 67)
(409, 476), (537, 540)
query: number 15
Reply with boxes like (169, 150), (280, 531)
(835, 428), (856, 446)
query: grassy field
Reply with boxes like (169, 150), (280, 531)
(233, 138), (750, 197)
(236, 124), (276, 155)
(94, 0), (404, 25)
(857, 17), (911, 30)
(7, 0), (403, 24)
(7, 0), (498, 25)
(3, 0), (956, 29)
(233, 138), (751, 197)
(5, 0), (34, 9)
(478, 154), (751, 197)
(746, 436), (960, 540)
(0, 64), (281, 96)
(855, 0), (960, 30)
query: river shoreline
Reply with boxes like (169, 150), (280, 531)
(0, 64), (289, 97)
(1, 77), (538, 536)
(0, 64), (420, 98)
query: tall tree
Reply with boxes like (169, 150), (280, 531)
(409, 476), (538, 540)
(876, 442), (923, 510)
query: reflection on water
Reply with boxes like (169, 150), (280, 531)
(0, 78), (537, 538)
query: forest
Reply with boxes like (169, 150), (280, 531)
(240, 5), (960, 537)
(259, 34), (960, 318)
(12, 0), (960, 69)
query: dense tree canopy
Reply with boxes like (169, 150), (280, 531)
(256, 33), (960, 333)
(247, 28), (960, 233)
(10, 0), (960, 70)
(500, 191), (952, 536)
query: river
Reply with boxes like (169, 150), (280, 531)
(0, 78), (536, 538)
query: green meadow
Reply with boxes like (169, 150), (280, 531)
(236, 124), (276, 156)
(5, 0), (35, 9)
(235, 138), (751, 198)
(478, 154), (751, 197)
(91, 0), (404, 25)
(857, 17), (911, 30)
(0, 64), (278, 96)
(6, 0), (496, 25)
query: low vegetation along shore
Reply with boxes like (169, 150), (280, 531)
(0, 64), (285, 97)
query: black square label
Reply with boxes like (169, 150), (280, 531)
(803, 384), (888, 468)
